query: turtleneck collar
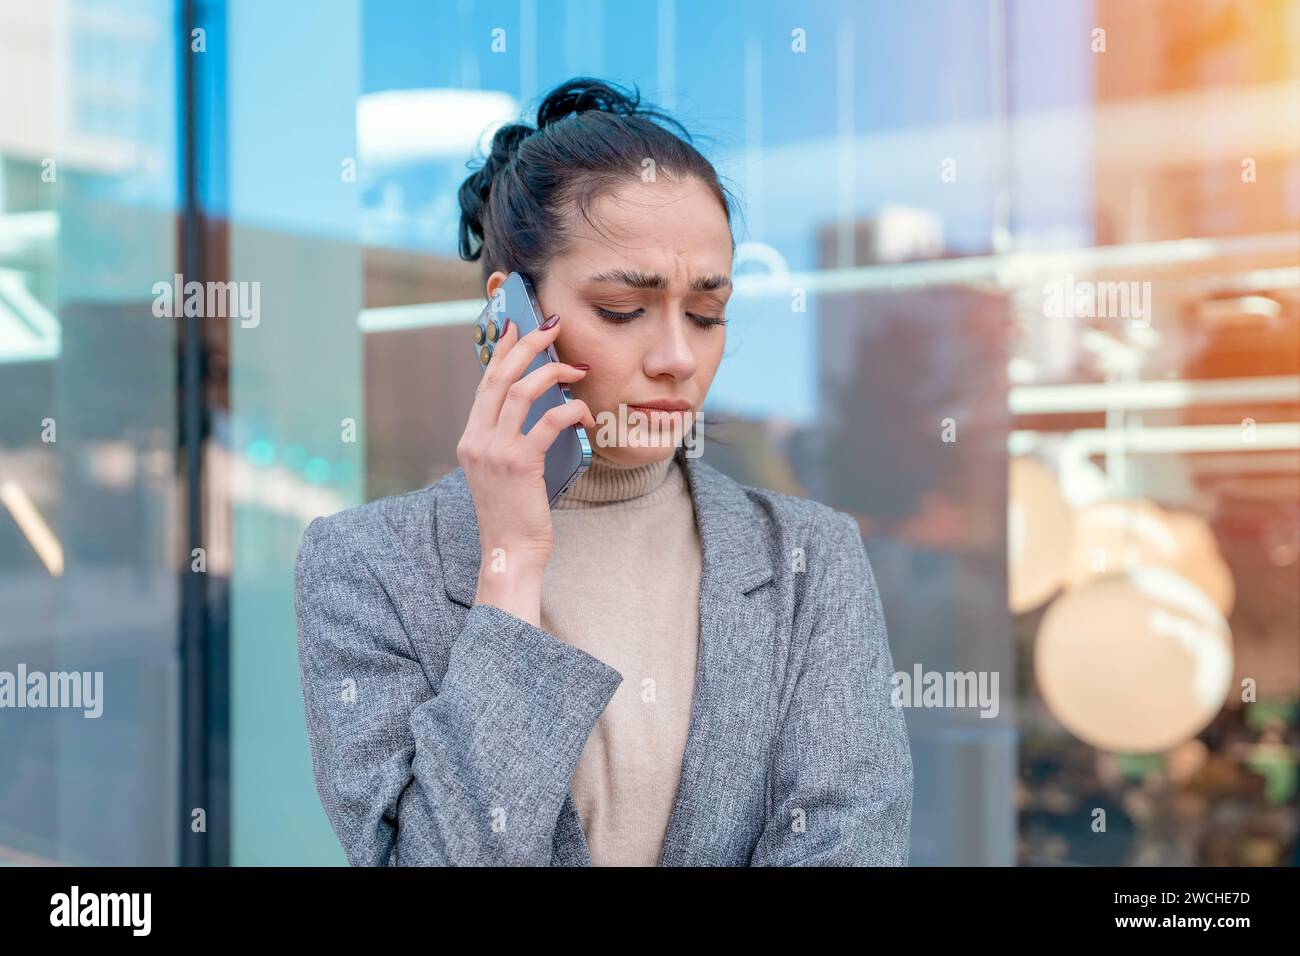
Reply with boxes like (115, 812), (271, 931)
(555, 450), (683, 510)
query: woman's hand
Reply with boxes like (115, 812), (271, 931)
(456, 313), (595, 627)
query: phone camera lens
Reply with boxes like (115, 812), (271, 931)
(474, 325), (485, 346)
(479, 345), (492, 365)
(486, 320), (498, 342)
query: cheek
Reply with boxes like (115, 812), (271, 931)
(557, 320), (615, 374)
(694, 331), (726, 382)
(555, 323), (623, 405)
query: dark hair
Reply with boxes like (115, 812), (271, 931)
(457, 77), (738, 286)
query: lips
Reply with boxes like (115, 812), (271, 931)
(627, 400), (692, 411)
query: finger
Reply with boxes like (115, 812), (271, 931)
(498, 362), (590, 438)
(521, 398), (596, 458)
(497, 313), (563, 389)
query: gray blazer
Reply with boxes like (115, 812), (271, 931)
(294, 446), (913, 866)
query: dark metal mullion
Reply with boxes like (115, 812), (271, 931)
(178, 0), (208, 868)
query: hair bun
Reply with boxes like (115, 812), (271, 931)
(485, 121), (534, 169)
(535, 77), (642, 129)
(458, 75), (725, 275)
(457, 120), (534, 261)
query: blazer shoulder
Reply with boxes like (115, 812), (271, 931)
(735, 479), (860, 552)
(296, 477), (448, 573)
(728, 481), (878, 634)
(687, 457), (865, 599)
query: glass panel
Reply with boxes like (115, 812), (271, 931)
(223, 0), (365, 865)
(0, 0), (180, 865)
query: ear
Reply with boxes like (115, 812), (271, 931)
(485, 271), (509, 300)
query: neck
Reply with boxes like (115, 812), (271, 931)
(556, 450), (682, 509)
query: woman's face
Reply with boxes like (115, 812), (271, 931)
(485, 176), (732, 467)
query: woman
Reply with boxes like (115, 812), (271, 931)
(295, 77), (913, 866)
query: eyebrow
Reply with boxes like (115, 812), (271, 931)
(587, 269), (732, 293)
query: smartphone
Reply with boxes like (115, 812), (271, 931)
(473, 272), (592, 506)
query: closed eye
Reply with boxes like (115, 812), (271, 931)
(593, 305), (643, 323)
(593, 305), (727, 328)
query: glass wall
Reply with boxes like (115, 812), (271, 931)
(1, 0), (1295, 867)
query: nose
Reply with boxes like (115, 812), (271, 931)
(642, 309), (699, 381)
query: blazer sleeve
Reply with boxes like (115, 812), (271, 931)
(749, 509), (914, 866)
(294, 514), (623, 866)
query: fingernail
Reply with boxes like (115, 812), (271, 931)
(502, 317), (511, 335)
(539, 313), (560, 330)
(571, 362), (590, 370)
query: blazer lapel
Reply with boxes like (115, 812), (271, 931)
(657, 447), (777, 865)
(432, 446), (777, 866)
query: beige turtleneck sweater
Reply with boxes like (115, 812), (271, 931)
(540, 450), (702, 866)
